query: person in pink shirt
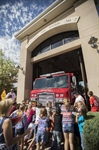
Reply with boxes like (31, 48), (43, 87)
(25, 104), (35, 124)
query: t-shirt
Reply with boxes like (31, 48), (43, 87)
(9, 105), (16, 115)
(37, 117), (48, 132)
(75, 95), (85, 104)
(0, 117), (17, 150)
(53, 114), (62, 132)
(25, 109), (34, 124)
(6, 92), (16, 101)
(78, 115), (85, 133)
(90, 96), (99, 112)
(61, 105), (74, 125)
(35, 107), (41, 122)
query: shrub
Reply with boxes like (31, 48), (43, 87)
(84, 112), (99, 150)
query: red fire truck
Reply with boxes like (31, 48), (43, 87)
(30, 71), (76, 106)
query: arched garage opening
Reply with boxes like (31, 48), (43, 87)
(31, 30), (88, 106)
(33, 48), (87, 95)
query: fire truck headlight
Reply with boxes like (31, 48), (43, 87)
(56, 94), (59, 97)
(31, 94), (36, 97)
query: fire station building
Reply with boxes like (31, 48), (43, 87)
(15, 0), (99, 102)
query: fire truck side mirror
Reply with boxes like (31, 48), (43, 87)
(72, 76), (76, 86)
(33, 81), (35, 87)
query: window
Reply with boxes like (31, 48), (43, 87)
(32, 45), (41, 57)
(64, 31), (79, 44)
(51, 34), (63, 49)
(41, 39), (50, 53)
(32, 31), (79, 57)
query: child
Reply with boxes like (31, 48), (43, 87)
(46, 101), (53, 143)
(51, 106), (62, 150)
(27, 103), (42, 150)
(25, 104), (34, 124)
(76, 105), (87, 150)
(15, 104), (28, 150)
(62, 101), (74, 150)
(73, 101), (85, 150)
(36, 107), (49, 150)
(87, 91), (99, 112)
(32, 101), (37, 112)
(46, 101), (52, 119)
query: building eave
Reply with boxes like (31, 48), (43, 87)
(15, 0), (78, 41)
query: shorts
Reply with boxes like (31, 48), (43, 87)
(62, 123), (74, 133)
(36, 131), (47, 143)
(33, 124), (38, 135)
(16, 127), (24, 135)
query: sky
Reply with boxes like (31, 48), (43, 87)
(0, 0), (56, 64)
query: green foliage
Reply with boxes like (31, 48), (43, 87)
(0, 49), (18, 95)
(84, 112), (99, 150)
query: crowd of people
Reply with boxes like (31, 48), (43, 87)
(0, 89), (99, 150)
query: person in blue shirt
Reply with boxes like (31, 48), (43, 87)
(76, 105), (87, 150)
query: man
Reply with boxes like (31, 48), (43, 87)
(6, 89), (16, 101)
(73, 91), (85, 107)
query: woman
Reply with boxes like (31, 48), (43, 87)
(61, 101), (74, 150)
(0, 99), (30, 150)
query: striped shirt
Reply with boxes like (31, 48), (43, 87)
(61, 105), (74, 124)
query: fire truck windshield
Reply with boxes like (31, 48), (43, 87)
(33, 75), (68, 89)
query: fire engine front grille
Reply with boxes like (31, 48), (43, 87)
(37, 93), (54, 106)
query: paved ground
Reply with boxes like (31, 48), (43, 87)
(23, 138), (52, 150)
(23, 137), (82, 150)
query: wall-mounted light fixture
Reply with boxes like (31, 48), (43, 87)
(17, 65), (23, 71)
(16, 65), (25, 75)
(88, 36), (98, 49)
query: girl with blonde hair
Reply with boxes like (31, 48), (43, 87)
(0, 99), (30, 150)
(62, 101), (74, 150)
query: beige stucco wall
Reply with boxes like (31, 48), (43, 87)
(75, 0), (99, 96)
(26, 16), (79, 51)
(17, 0), (99, 102)
(29, 10), (76, 41)
(17, 36), (33, 102)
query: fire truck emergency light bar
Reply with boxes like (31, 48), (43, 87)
(40, 71), (65, 77)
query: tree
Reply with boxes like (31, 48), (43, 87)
(0, 49), (18, 95)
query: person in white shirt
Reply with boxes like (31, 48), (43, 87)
(73, 91), (85, 108)
(6, 89), (16, 101)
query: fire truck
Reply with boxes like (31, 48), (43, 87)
(30, 71), (76, 106)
